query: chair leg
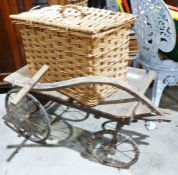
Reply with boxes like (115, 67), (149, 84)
(133, 57), (140, 68)
(151, 74), (167, 107)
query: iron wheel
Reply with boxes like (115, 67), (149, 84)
(5, 88), (51, 143)
(87, 130), (139, 168)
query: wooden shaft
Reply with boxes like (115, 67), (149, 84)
(11, 65), (49, 105)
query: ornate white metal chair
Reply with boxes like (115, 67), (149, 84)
(130, 0), (178, 106)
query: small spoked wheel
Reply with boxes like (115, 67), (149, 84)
(47, 118), (73, 143)
(5, 89), (50, 143)
(87, 130), (139, 168)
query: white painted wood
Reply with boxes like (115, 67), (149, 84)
(10, 65), (49, 105)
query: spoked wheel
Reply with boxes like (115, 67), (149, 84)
(87, 130), (139, 168)
(5, 89), (51, 143)
(55, 105), (89, 122)
(47, 118), (73, 143)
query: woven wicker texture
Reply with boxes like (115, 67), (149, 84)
(68, 0), (87, 6)
(49, 0), (87, 6)
(11, 6), (136, 106)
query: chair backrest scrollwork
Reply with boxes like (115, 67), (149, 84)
(131, 0), (176, 65)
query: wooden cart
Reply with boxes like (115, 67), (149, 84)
(3, 65), (170, 168)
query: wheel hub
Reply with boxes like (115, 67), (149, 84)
(107, 146), (116, 155)
(5, 88), (51, 143)
(87, 130), (140, 168)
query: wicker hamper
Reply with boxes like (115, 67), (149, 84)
(48, 0), (87, 6)
(10, 5), (136, 106)
(68, 0), (87, 6)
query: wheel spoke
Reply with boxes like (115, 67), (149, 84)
(50, 134), (65, 139)
(19, 104), (30, 113)
(32, 133), (43, 139)
(88, 130), (139, 168)
(29, 118), (47, 127)
(31, 100), (40, 113)
(116, 150), (133, 160)
(51, 127), (67, 133)
(26, 120), (47, 129)
(119, 149), (136, 153)
(26, 96), (31, 112)
(70, 115), (79, 120)
(5, 89), (50, 143)
(51, 126), (68, 130)
(113, 154), (121, 160)
(93, 147), (109, 151)
(116, 138), (129, 146)
(51, 129), (69, 135)
(98, 154), (108, 161)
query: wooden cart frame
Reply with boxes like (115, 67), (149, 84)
(3, 66), (170, 168)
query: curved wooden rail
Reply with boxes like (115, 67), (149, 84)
(5, 72), (163, 116)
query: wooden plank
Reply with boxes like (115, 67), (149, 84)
(4, 67), (154, 97)
(5, 66), (162, 117)
(4, 67), (155, 95)
(38, 69), (167, 121)
(94, 69), (154, 117)
(11, 65), (49, 105)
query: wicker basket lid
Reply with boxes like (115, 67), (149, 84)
(10, 5), (136, 34)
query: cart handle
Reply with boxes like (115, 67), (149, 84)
(10, 65), (49, 105)
(59, 5), (87, 18)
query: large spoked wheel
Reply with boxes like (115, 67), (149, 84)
(5, 88), (51, 143)
(87, 130), (139, 168)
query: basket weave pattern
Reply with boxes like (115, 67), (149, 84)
(11, 6), (136, 106)
(68, 0), (87, 6)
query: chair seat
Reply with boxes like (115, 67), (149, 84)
(141, 59), (178, 71)
(131, 0), (178, 106)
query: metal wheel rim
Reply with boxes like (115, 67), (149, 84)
(5, 88), (51, 143)
(87, 130), (139, 168)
